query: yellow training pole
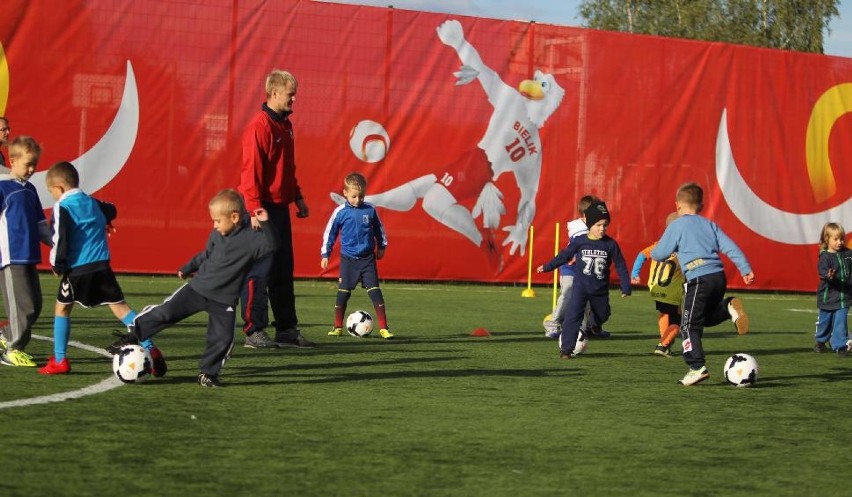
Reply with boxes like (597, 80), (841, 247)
(521, 225), (536, 297)
(552, 222), (560, 310)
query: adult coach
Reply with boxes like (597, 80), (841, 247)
(239, 70), (314, 349)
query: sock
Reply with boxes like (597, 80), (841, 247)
(657, 312), (670, 338)
(335, 289), (351, 328)
(367, 287), (388, 329)
(54, 316), (70, 361)
(662, 324), (680, 347)
(123, 310), (153, 350)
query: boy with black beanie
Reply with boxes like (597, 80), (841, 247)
(537, 200), (631, 359)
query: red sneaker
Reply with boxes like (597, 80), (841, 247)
(149, 347), (168, 378)
(39, 356), (71, 375)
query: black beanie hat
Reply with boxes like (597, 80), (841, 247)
(584, 201), (611, 228)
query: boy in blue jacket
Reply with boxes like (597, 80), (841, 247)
(321, 172), (393, 339)
(39, 161), (166, 376)
(651, 182), (754, 386)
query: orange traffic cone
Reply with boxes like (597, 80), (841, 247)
(470, 327), (491, 337)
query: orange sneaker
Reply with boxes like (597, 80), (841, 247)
(39, 356), (71, 375)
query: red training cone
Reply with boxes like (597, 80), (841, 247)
(470, 328), (491, 337)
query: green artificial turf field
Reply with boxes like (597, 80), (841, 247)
(1, 275), (850, 496)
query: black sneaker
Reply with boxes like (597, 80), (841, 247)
(588, 325), (611, 339)
(837, 346), (849, 358)
(814, 342), (828, 353)
(654, 343), (675, 357)
(106, 329), (139, 355)
(197, 373), (222, 387)
(244, 330), (278, 349)
(274, 330), (316, 348)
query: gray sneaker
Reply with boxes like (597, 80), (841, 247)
(274, 329), (316, 348)
(244, 330), (279, 349)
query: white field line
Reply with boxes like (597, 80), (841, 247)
(0, 334), (122, 410)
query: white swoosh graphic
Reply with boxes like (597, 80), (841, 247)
(716, 108), (849, 245)
(13, 60), (138, 207)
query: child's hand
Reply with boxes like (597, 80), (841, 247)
(536, 265), (545, 273)
(742, 272), (755, 285)
(826, 268), (836, 280)
(254, 208), (269, 223)
(376, 247), (385, 260)
(320, 258), (329, 271)
(630, 277), (640, 285)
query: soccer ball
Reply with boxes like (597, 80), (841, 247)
(723, 353), (759, 387)
(573, 329), (589, 355)
(346, 310), (374, 337)
(560, 329), (588, 355)
(349, 120), (390, 163)
(112, 344), (152, 384)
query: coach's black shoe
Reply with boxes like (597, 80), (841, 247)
(106, 329), (139, 355)
(837, 346), (849, 358)
(588, 325), (611, 339)
(197, 373), (222, 388)
(274, 329), (316, 348)
(814, 342), (828, 353)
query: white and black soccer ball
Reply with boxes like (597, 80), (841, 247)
(346, 310), (374, 337)
(723, 353), (759, 387)
(560, 329), (588, 355)
(112, 344), (152, 384)
(573, 330), (589, 355)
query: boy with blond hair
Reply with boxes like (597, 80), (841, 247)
(651, 182), (754, 385)
(39, 161), (167, 375)
(321, 172), (393, 339)
(0, 136), (52, 366)
(111, 189), (278, 387)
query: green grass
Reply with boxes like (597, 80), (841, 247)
(1, 275), (850, 496)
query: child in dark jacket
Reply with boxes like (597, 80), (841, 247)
(537, 200), (631, 359)
(815, 222), (851, 356)
(111, 189), (278, 387)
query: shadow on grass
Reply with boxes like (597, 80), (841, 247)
(233, 366), (581, 386)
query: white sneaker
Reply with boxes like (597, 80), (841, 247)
(728, 298), (749, 335)
(543, 314), (560, 338)
(678, 366), (710, 386)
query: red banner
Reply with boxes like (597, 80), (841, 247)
(2, 0), (850, 291)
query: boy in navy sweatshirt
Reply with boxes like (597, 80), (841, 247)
(538, 200), (631, 359)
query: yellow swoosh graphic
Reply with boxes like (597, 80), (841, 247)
(805, 83), (852, 202)
(0, 42), (9, 115)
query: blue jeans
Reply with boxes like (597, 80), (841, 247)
(815, 307), (849, 350)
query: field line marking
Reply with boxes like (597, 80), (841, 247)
(0, 333), (122, 411)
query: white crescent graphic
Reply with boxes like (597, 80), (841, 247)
(716, 108), (850, 245)
(0, 61), (138, 207)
